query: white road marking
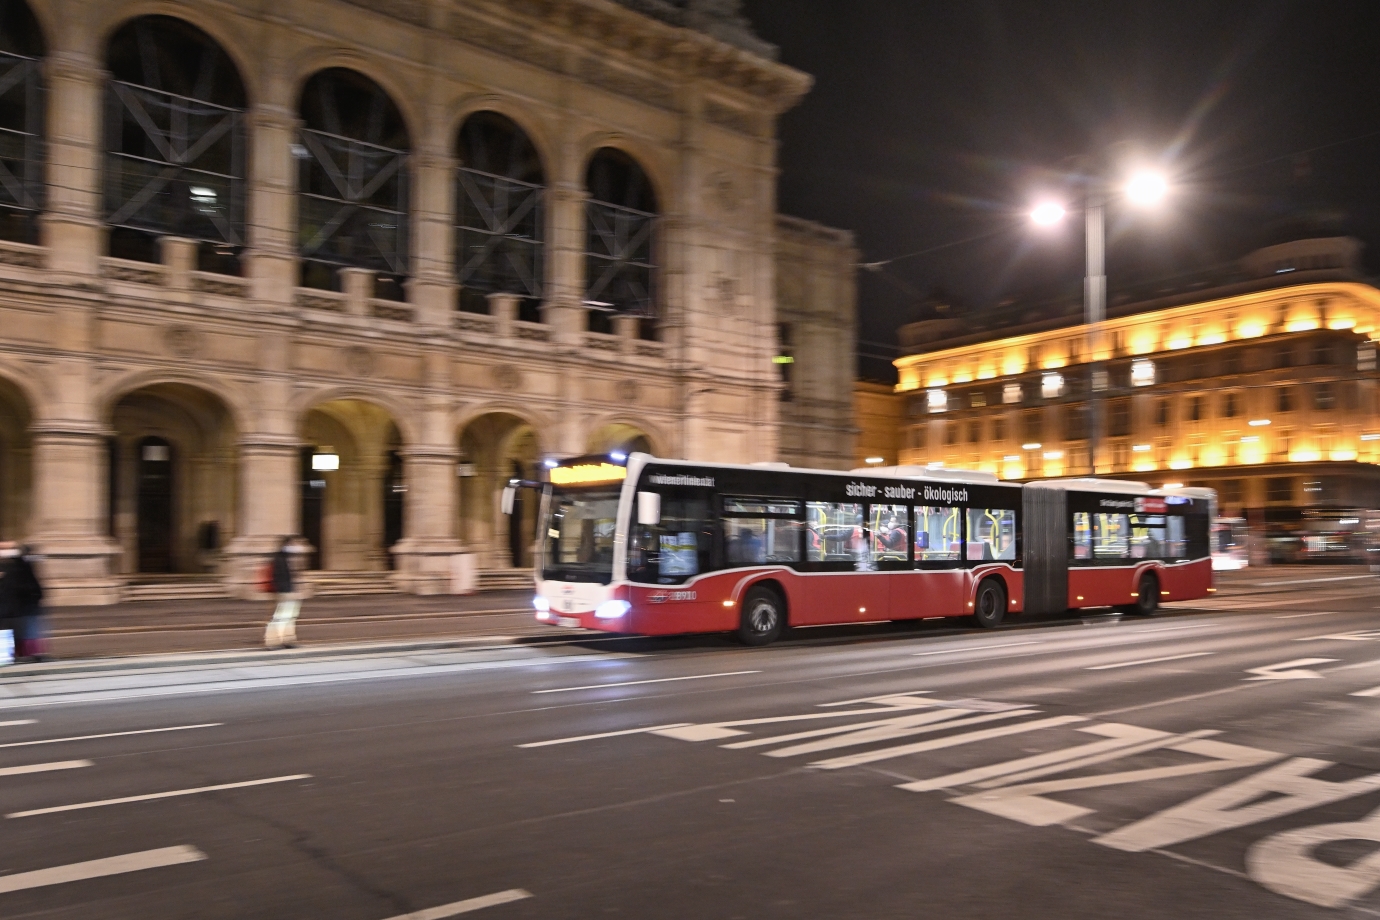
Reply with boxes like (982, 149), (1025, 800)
(0, 760), (91, 777)
(0, 723), (221, 750)
(911, 641), (1040, 657)
(1297, 630), (1380, 642)
(1244, 659), (1338, 681)
(381, 888), (533, 919)
(533, 671), (760, 694)
(810, 715), (1086, 770)
(1273, 612), (1343, 619)
(1349, 685), (1380, 698)
(763, 708), (995, 757)
(1129, 624), (1215, 633)
(0, 720), (35, 728)
(0, 845), (205, 894)
(517, 724), (692, 748)
(7, 774), (312, 818)
(1248, 805), (1380, 908)
(818, 691), (932, 707)
(1240, 574), (1377, 588)
(1086, 652), (1214, 671)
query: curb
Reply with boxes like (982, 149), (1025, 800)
(0, 632), (577, 679)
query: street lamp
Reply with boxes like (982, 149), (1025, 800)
(1029, 166), (1170, 475)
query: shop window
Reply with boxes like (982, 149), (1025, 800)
(869, 505), (909, 562)
(913, 505), (961, 562)
(805, 502), (864, 564)
(965, 508), (1015, 561)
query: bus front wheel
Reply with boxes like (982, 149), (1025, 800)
(972, 579), (1006, 629)
(738, 586), (785, 646)
(1125, 573), (1160, 616)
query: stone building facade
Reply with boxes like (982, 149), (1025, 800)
(893, 238), (1380, 550)
(0, 0), (826, 603)
(773, 215), (857, 470)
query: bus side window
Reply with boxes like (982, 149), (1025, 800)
(869, 504), (909, 561)
(966, 508), (1015, 561)
(1166, 515), (1187, 558)
(913, 506), (960, 562)
(806, 501), (864, 564)
(1072, 512), (1092, 559)
(1094, 513), (1131, 559)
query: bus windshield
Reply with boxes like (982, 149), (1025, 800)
(541, 488), (621, 584)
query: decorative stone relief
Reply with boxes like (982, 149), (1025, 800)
(617, 378), (641, 403)
(344, 345), (375, 377)
(703, 98), (758, 136)
(492, 364), (523, 391)
(163, 325), (202, 359)
(706, 171), (740, 213)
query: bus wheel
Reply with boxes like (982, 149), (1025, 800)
(1126, 574), (1160, 616)
(972, 579), (1006, 629)
(738, 587), (785, 646)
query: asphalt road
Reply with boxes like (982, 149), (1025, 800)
(4, 574), (1380, 918)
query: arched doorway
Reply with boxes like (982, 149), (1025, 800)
(299, 399), (403, 571)
(110, 384), (238, 575)
(0, 375), (33, 542)
(458, 413), (539, 569)
(587, 422), (655, 457)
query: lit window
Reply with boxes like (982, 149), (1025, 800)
(1131, 359), (1155, 387)
(1041, 372), (1064, 399)
(1003, 383), (1023, 404)
(927, 388), (947, 413)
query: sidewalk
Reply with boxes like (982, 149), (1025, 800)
(40, 589), (561, 660)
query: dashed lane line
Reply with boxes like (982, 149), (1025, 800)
(911, 642), (1041, 657)
(518, 724), (692, 748)
(0, 845), (206, 894)
(7, 774), (312, 819)
(0, 720), (34, 728)
(0, 723), (221, 750)
(533, 671), (761, 694)
(1086, 652), (1215, 671)
(1273, 612), (1345, 619)
(382, 889), (533, 919)
(0, 760), (91, 777)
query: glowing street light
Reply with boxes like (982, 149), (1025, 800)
(1029, 201), (1066, 226)
(1125, 170), (1169, 207)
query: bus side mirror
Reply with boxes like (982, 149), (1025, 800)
(501, 485), (516, 516)
(637, 492), (661, 526)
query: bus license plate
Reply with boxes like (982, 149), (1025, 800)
(556, 616), (581, 628)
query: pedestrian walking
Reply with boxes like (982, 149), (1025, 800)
(0, 541), (18, 664)
(264, 536), (302, 650)
(0, 541), (45, 663)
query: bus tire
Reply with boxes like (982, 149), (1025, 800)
(737, 586), (785, 646)
(972, 579), (1006, 629)
(1126, 573), (1160, 616)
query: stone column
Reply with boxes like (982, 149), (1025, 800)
(340, 267), (374, 316)
(41, 51), (103, 279)
(244, 103), (299, 309)
(489, 292), (519, 338)
(222, 437), (298, 598)
(29, 424), (120, 604)
(545, 184), (588, 344)
(391, 445), (464, 594)
(408, 148), (458, 328)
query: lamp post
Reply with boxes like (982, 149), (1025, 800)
(1031, 168), (1167, 476)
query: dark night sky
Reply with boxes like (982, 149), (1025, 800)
(740, 1), (1380, 380)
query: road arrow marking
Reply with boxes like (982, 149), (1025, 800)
(1244, 659), (1338, 681)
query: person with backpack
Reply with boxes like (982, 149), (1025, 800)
(263, 536), (302, 650)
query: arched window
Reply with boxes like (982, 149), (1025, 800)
(455, 112), (544, 318)
(585, 148), (657, 336)
(297, 68), (410, 300)
(0, 2), (44, 244)
(104, 16), (247, 271)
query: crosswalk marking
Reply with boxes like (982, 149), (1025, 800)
(0, 760), (91, 778)
(0, 723), (221, 750)
(7, 774), (311, 819)
(381, 888), (533, 919)
(0, 845), (205, 894)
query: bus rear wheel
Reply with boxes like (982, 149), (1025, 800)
(1125, 573), (1160, 616)
(972, 579), (1006, 629)
(737, 586), (785, 646)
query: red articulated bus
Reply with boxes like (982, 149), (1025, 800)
(527, 453), (1215, 646)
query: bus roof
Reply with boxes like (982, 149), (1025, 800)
(616, 454), (1009, 488)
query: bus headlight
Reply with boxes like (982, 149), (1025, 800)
(595, 600), (631, 620)
(533, 596), (550, 618)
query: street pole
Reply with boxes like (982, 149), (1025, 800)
(1084, 191), (1106, 477)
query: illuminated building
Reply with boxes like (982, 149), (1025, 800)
(0, 0), (846, 602)
(894, 237), (1380, 545)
